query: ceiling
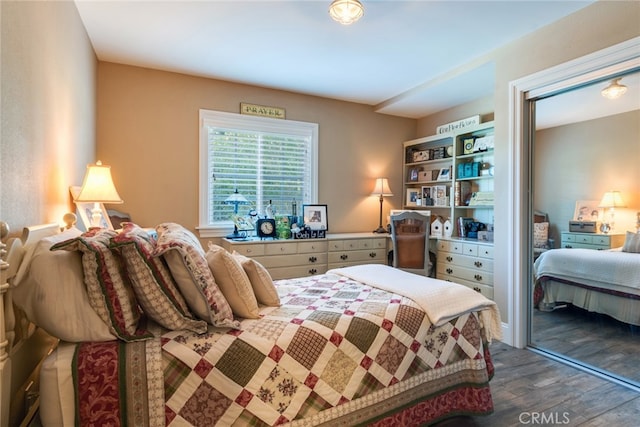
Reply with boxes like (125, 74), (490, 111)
(74, 0), (598, 119)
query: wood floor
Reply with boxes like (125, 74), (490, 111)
(532, 304), (640, 384)
(434, 341), (640, 427)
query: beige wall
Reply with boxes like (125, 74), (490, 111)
(96, 63), (416, 239)
(0, 0), (96, 232)
(417, 0), (640, 328)
(535, 110), (640, 240)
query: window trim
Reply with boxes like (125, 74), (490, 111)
(197, 109), (319, 238)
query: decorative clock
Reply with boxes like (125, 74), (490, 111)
(256, 218), (276, 239)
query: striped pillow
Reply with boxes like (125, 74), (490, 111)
(51, 228), (150, 341)
(111, 223), (207, 334)
(622, 231), (640, 253)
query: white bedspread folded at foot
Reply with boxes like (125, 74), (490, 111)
(329, 264), (502, 341)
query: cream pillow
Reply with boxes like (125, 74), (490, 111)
(205, 244), (260, 319)
(622, 231), (640, 253)
(13, 228), (116, 342)
(232, 251), (280, 307)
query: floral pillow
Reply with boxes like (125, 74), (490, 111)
(51, 228), (150, 341)
(154, 222), (239, 329)
(111, 223), (207, 334)
(533, 222), (549, 249)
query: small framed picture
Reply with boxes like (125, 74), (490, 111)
(69, 186), (113, 230)
(421, 186), (434, 206)
(406, 189), (420, 207)
(303, 204), (328, 231)
(408, 168), (419, 182)
(437, 167), (451, 181)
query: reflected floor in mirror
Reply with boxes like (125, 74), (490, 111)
(531, 304), (640, 384)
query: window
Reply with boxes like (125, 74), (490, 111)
(198, 110), (318, 237)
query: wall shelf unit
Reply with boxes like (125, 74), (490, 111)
(402, 120), (496, 298)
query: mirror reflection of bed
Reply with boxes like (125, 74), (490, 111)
(530, 67), (640, 387)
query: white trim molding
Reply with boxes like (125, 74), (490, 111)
(507, 36), (640, 349)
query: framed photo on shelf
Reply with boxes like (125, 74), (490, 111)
(303, 204), (328, 231)
(69, 186), (113, 230)
(437, 167), (451, 181)
(421, 186), (434, 206)
(408, 168), (419, 182)
(573, 200), (601, 221)
(406, 189), (420, 207)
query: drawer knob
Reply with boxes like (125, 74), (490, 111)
(474, 274), (483, 281)
(340, 254), (348, 260)
(473, 286), (481, 293)
(309, 268), (317, 275)
(246, 249), (252, 253)
(474, 261), (483, 268)
(446, 268), (453, 274)
(369, 252), (376, 258)
(309, 256), (317, 263)
(446, 256), (453, 262)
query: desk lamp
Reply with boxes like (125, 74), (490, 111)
(371, 178), (393, 233)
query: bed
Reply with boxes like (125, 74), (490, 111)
(1, 219), (501, 426)
(533, 231), (640, 326)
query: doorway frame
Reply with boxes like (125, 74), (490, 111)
(507, 36), (640, 349)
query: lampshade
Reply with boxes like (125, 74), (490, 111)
(598, 191), (626, 208)
(75, 160), (123, 203)
(225, 189), (249, 204)
(371, 178), (393, 197)
(329, 0), (364, 25)
(601, 78), (627, 99)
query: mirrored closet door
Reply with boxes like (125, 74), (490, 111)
(529, 68), (640, 387)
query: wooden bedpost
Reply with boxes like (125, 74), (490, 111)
(1, 221), (11, 427)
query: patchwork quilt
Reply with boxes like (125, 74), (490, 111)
(73, 272), (495, 426)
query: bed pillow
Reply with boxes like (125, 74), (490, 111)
(205, 244), (260, 319)
(51, 228), (150, 341)
(232, 251), (280, 307)
(154, 223), (239, 329)
(533, 222), (549, 248)
(111, 223), (208, 334)
(622, 231), (640, 253)
(12, 227), (116, 342)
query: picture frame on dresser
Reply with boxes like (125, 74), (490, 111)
(303, 204), (328, 231)
(69, 185), (113, 230)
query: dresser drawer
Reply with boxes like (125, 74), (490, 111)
(269, 265), (328, 280)
(296, 241), (328, 254)
(437, 262), (493, 286)
(229, 243), (265, 256)
(264, 242), (299, 256)
(437, 239), (463, 254)
(328, 248), (385, 264)
(255, 252), (328, 269)
(438, 253), (493, 272)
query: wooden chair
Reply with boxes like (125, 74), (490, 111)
(390, 211), (431, 276)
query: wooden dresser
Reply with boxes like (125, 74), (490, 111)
(222, 233), (389, 280)
(436, 238), (494, 299)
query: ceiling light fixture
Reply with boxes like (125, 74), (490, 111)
(601, 78), (627, 99)
(329, 0), (364, 25)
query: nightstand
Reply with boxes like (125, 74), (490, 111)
(560, 231), (625, 250)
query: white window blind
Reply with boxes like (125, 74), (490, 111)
(198, 110), (318, 237)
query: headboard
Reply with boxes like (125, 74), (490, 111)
(1, 221), (60, 426)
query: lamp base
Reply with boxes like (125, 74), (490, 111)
(373, 226), (388, 234)
(226, 227), (248, 240)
